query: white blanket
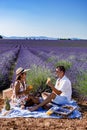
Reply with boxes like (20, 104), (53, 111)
(0, 100), (82, 119)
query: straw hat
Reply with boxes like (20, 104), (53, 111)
(16, 67), (30, 79)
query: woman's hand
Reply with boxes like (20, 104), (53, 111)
(25, 85), (33, 94)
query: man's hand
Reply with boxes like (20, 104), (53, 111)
(46, 78), (54, 89)
(46, 77), (51, 84)
(46, 77), (62, 95)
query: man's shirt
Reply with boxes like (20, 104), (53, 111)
(55, 75), (72, 101)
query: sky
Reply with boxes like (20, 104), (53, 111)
(0, 0), (87, 39)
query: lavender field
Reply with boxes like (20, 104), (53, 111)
(0, 39), (87, 97)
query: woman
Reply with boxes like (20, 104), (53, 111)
(12, 67), (39, 108)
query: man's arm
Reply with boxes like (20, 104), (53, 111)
(46, 81), (62, 95)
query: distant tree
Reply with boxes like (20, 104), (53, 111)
(0, 35), (3, 39)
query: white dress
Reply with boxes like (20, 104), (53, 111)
(12, 80), (28, 106)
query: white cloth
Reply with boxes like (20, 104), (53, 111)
(54, 75), (72, 101)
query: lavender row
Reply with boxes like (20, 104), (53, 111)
(0, 42), (20, 54)
(22, 45), (87, 86)
(12, 45), (49, 81)
(31, 46), (87, 71)
(0, 47), (20, 90)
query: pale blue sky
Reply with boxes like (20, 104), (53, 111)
(0, 0), (87, 39)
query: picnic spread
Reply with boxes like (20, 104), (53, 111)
(0, 98), (81, 119)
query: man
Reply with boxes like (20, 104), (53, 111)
(29, 66), (72, 111)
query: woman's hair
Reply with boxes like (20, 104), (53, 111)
(17, 75), (21, 80)
(56, 66), (66, 73)
(16, 73), (24, 80)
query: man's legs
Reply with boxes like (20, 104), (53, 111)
(52, 95), (69, 105)
(29, 92), (56, 111)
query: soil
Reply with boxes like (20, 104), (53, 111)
(0, 93), (87, 130)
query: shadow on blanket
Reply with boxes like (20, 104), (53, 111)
(0, 100), (82, 119)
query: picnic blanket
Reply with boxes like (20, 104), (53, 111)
(0, 100), (81, 119)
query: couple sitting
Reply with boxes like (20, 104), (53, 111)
(12, 66), (72, 111)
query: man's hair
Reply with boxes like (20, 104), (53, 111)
(56, 66), (66, 73)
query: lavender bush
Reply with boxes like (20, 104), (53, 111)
(54, 60), (72, 70)
(26, 65), (55, 94)
(74, 71), (87, 97)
